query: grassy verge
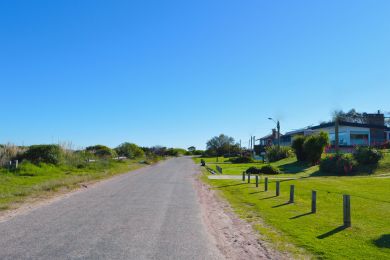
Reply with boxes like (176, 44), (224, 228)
(194, 153), (390, 177)
(195, 156), (390, 259)
(0, 159), (152, 211)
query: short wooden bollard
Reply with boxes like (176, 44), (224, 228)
(256, 175), (259, 187)
(242, 172), (246, 181)
(276, 181), (280, 196)
(311, 190), (317, 213)
(265, 177), (268, 191)
(248, 174), (251, 183)
(289, 185), (295, 203)
(343, 195), (351, 227)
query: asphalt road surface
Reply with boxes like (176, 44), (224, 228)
(0, 157), (222, 260)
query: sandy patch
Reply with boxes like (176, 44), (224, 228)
(194, 175), (292, 259)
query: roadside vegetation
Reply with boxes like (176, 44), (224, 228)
(196, 133), (390, 259)
(0, 142), (186, 211)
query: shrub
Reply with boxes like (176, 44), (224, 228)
(229, 156), (254, 163)
(266, 146), (293, 162)
(22, 145), (63, 165)
(292, 136), (306, 162)
(320, 154), (357, 175)
(303, 132), (329, 165)
(246, 166), (262, 174)
(193, 150), (204, 156)
(86, 145), (116, 159)
(353, 146), (383, 165)
(260, 164), (280, 175)
(115, 142), (145, 159)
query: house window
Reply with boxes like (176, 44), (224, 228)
(350, 134), (369, 145)
(329, 132), (348, 146)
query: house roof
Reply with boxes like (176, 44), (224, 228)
(310, 121), (390, 130)
(259, 132), (284, 140)
(283, 128), (314, 136)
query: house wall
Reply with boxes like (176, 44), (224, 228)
(386, 131), (390, 141)
(312, 126), (370, 146)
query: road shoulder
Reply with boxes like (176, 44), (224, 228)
(194, 169), (291, 259)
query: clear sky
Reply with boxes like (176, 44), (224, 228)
(0, 0), (389, 150)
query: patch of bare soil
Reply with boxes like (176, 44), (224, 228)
(194, 176), (292, 260)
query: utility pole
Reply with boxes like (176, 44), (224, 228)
(277, 120), (280, 149)
(253, 136), (256, 157)
(268, 118), (281, 149)
(335, 117), (340, 154)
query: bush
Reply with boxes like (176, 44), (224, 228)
(229, 156), (254, 163)
(303, 132), (329, 165)
(292, 136), (306, 162)
(193, 150), (204, 156)
(320, 154), (357, 175)
(353, 146), (383, 165)
(115, 142), (145, 159)
(246, 166), (261, 174)
(23, 145), (63, 165)
(260, 164), (280, 175)
(86, 145), (116, 159)
(266, 146), (293, 162)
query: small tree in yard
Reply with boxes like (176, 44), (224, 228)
(303, 132), (330, 165)
(292, 132), (329, 165)
(292, 136), (306, 162)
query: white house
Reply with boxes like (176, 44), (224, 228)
(281, 112), (390, 147)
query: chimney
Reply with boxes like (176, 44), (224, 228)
(272, 128), (277, 139)
(366, 112), (385, 126)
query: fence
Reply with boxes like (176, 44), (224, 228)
(242, 172), (352, 227)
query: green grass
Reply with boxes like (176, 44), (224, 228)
(0, 159), (146, 210)
(197, 154), (390, 259)
(194, 157), (318, 178)
(195, 153), (390, 178)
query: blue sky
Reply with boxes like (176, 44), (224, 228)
(0, 0), (389, 150)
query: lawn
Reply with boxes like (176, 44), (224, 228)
(195, 152), (390, 178)
(196, 154), (390, 259)
(0, 159), (146, 210)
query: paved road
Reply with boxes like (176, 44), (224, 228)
(0, 157), (222, 260)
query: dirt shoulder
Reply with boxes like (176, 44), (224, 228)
(194, 173), (292, 260)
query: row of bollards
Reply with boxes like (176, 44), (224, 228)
(242, 172), (351, 227)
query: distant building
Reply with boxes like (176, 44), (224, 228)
(259, 129), (280, 146)
(281, 112), (390, 147)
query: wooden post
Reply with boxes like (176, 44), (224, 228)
(242, 172), (246, 181)
(276, 181), (280, 196)
(311, 190), (317, 213)
(15, 160), (18, 169)
(343, 195), (351, 227)
(256, 175), (259, 187)
(248, 174), (251, 183)
(265, 177), (268, 191)
(289, 185), (295, 203)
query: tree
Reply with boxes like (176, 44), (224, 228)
(115, 142), (144, 159)
(206, 134), (237, 157)
(332, 109), (367, 124)
(187, 146), (196, 153)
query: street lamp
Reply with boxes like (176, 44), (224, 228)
(268, 118), (280, 149)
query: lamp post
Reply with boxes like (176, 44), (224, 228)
(268, 118), (280, 149)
